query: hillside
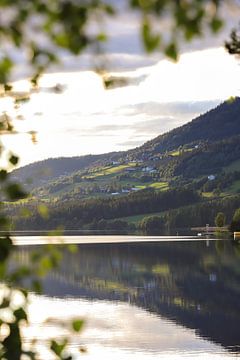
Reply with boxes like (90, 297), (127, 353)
(130, 97), (240, 157)
(11, 152), (122, 188)
(7, 97), (240, 232)
(13, 97), (240, 183)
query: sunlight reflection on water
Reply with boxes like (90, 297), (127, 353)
(22, 295), (239, 360)
(12, 237), (240, 359)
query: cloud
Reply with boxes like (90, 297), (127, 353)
(117, 139), (145, 147)
(132, 117), (184, 135)
(59, 99), (222, 141)
(121, 100), (221, 118)
(59, 53), (158, 72)
(84, 124), (124, 133)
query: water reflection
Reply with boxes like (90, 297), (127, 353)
(14, 239), (240, 358)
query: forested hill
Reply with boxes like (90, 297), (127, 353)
(13, 97), (240, 184)
(130, 97), (240, 156)
(7, 97), (240, 231)
(12, 152), (122, 187)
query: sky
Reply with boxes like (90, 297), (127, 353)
(1, 1), (240, 167)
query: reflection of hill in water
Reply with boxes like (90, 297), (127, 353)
(15, 240), (240, 352)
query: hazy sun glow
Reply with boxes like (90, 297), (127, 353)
(1, 47), (239, 167)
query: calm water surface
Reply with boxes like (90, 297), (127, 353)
(13, 237), (240, 359)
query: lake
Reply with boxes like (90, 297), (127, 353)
(12, 237), (240, 359)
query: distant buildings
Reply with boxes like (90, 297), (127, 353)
(142, 166), (154, 172)
(142, 166), (158, 174)
(208, 175), (216, 181)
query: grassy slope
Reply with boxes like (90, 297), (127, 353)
(10, 98), (240, 225)
(117, 211), (166, 224)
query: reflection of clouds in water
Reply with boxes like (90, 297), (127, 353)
(24, 295), (223, 359)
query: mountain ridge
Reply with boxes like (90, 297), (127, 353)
(13, 97), (240, 184)
(128, 97), (240, 157)
(7, 97), (240, 231)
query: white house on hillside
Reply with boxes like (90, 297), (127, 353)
(208, 175), (216, 181)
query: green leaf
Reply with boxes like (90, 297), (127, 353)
(0, 263), (6, 278)
(2, 323), (22, 359)
(0, 297), (10, 309)
(4, 84), (12, 92)
(0, 236), (12, 262)
(0, 170), (8, 181)
(14, 307), (28, 323)
(20, 288), (28, 299)
(38, 256), (54, 276)
(37, 204), (49, 219)
(104, 4), (115, 15)
(15, 96), (30, 104)
(20, 208), (31, 218)
(68, 244), (77, 253)
(9, 154), (19, 166)
(32, 279), (42, 294)
(0, 56), (13, 84)
(40, 256), (53, 269)
(50, 339), (67, 356)
(96, 33), (107, 42)
(142, 19), (161, 52)
(210, 17), (223, 33)
(5, 183), (27, 201)
(72, 319), (84, 333)
(165, 42), (178, 61)
(54, 33), (69, 48)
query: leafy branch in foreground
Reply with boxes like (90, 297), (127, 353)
(0, 0), (236, 358)
(0, 157), (81, 358)
(0, 0), (227, 90)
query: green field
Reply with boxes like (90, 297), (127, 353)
(149, 182), (169, 190)
(118, 210), (166, 224)
(88, 164), (137, 178)
(202, 192), (215, 198)
(169, 148), (193, 157)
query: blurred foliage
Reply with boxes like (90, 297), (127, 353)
(0, 0), (228, 90)
(0, 0), (235, 358)
(225, 29), (240, 56)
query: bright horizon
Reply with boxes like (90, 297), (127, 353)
(1, 46), (237, 168)
(1, 0), (240, 168)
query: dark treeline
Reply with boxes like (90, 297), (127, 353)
(140, 195), (240, 234)
(165, 195), (240, 228)
(174, 136), (240, 177)
(154, 135), (240, 179)
(12, 188), (200, 230)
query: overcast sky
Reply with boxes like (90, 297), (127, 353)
(2, 1), (240, 167)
